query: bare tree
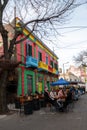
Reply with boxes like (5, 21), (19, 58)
(73, 50), (87, 65)
(0, 0), (85, 113)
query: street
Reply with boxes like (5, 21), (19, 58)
(0, 94), (87, 130)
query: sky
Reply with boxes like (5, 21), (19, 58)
(2, 0), (87, 71)
(46, 3), (87, 70)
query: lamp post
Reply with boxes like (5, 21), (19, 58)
(63, 62), (69, 79)
(82, 56), (87, 92)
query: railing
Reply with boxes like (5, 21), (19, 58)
(26, 56), (38, 68)
(48, 65), (53, 73)
(53, 68), (56, 74)
(38, 61), (48, 71)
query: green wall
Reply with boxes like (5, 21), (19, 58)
(24, 70), (35, 95)
(17, 68), (22, 96)
(17, 68), (35, 96)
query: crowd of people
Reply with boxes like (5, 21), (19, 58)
(44, 85), (78, 112)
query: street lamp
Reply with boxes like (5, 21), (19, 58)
(82, 56), (87, 92)
(63, 62), (69, 79)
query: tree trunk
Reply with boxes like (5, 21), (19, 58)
(0, 71), (8, 114)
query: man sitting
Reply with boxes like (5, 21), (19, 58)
(44, 87), (63, 110)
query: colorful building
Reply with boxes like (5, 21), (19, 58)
(0, 18), (59, 98)
(15, 18), (59, 96)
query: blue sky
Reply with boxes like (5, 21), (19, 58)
(47, 4), (87, 70)
(3, 0), (87, 71)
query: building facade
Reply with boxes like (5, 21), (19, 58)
(15, 18), (59, 96)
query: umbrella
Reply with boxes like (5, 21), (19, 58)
(50, 78), (70, 86)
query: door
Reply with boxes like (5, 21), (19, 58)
(27, 75), (32, 95)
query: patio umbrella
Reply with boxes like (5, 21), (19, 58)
(50, 78), (70, 86)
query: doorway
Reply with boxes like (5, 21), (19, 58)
(27, 75), (32, 95)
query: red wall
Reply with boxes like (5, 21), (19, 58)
(16, 34), (57, 67)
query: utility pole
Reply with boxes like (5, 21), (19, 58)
(82, 56), (87, 92)
(63, 62), (69, 79)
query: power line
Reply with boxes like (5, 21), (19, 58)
(60, 40), (87, 48)
(55, 25), (87, 34)
(57, 26), (87, 29)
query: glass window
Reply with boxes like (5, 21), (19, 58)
(50, 60), (53, 68)
(38, 52), (42, 61)
(54, 63), (58, 70)
(27, 44), (32, 56)
(46, 56), (48, 64)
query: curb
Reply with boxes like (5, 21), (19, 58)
(0, 115), (7, 119)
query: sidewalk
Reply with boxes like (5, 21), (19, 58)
(0, 94), (85, 116)
(0, 94), (87, 130)
(0, 115), (7, 119)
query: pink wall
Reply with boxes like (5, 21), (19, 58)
(16, 34), (57, 67)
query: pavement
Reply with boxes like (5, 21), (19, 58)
(0, 94), (87, 130)
(0, 115), (7, 119)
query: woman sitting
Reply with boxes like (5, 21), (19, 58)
(57, 87), (67, 110)
(44, 86), (55, 106)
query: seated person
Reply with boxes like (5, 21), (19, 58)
(44, 87), (63, 110)
(57, 87), (67, 109)
(57, 87), (67, 101)
(50, 87), (64, 109)
(69, 86), (76, 100)
(66, 89), (73, 104)
(50, 87), (56, 100)
(44, 86), (56, 106)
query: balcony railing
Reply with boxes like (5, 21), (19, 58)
(38, 61), (48, 71)
(48, 65), (53, 73)
(53, 68), (56, 74)
(26, 56), (38, 68)
(53, 68), (59, 75)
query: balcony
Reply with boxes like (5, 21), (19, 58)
(48, 65), (53, 73)
(53, 68), (56, 74)
(38, 61), (48, 71)
(26, 56), (38, 68)
(53, 68), (59, 75)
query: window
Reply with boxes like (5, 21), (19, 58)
(38, 52), (42, 61)
(50, 60), (53, 68)
(27, 44), (32, 56)
(46, 56), (48, 64)
(54, 63), (58, 70)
